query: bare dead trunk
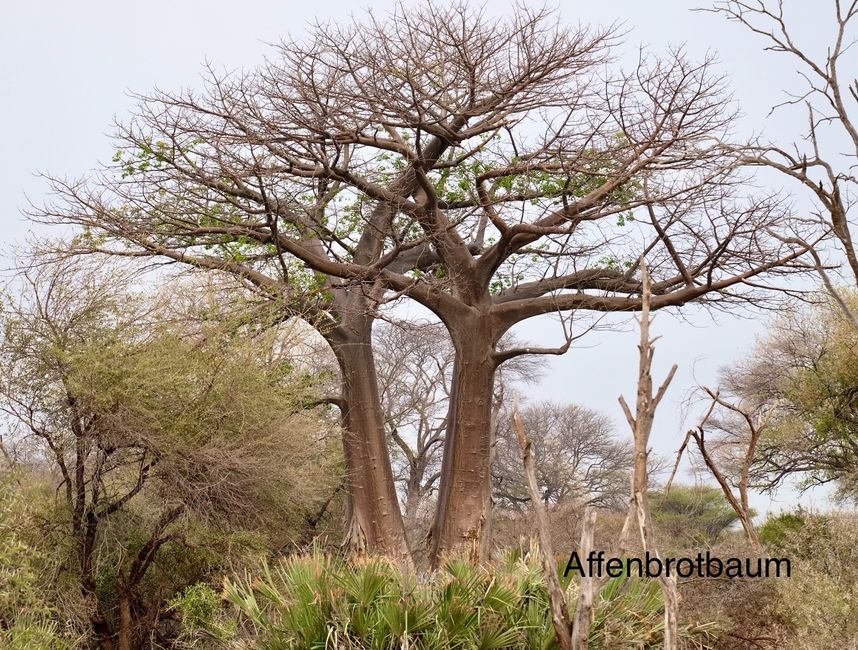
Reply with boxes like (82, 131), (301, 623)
(629, 491), (679, 650)
(695, 430), (761, 548)
(429, 322), (496, 566)
(619, 451), (680, 650)
(571, 508), (597, 650)
(666, 392), (762, 550)
(330, 318), (413, 566)
(617, 260), (679, 650)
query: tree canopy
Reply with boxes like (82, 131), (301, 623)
(0, 258), (340, 648)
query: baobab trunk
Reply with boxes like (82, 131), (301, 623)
(429, 317), (497, 566)
(329, 316), (412, 566)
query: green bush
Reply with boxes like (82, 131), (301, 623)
(219, 551), (719, 649)
(169, 583), (237, 647)
(650, 486), (741, 550)
(1, 618), (73, 650)
(765, 514), (858, 650)
(0, 475), (83, 647)
(758, 511), (808, 551)
(0, 478), (50, 621)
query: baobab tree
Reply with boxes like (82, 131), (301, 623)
(38, 5), (600, 562)
(375, 320), (541, 555)
(35, 3), (810, 564)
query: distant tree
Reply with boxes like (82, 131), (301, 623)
(650, 485), (742, 548)
(0, 258), (339, 650)
(492, 402), (632, 511)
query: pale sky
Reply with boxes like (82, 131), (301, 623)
(0, 1), (843, 515)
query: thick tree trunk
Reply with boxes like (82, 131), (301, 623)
(429, 319), (497, 566)
(479, 398), (501, 562)
(329, 316), (412, 566)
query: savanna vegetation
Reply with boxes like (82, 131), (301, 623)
(2, 0), (858, 648)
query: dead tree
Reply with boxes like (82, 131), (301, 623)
(667, 389), (762, 547)
(709, 1), (858, 323)
(570, 508), (598, 650)
(617, 261), (680, 650)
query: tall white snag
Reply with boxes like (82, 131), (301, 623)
(617, 259), (679, 650)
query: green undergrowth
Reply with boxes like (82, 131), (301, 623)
(177, 550), (719, 649)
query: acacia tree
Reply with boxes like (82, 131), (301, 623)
(35, 4), (810, 563)
(713, 296), (858, 500)
(0, 259), (338, 649)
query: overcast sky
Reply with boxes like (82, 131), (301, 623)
(0, 1), (842, 514)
